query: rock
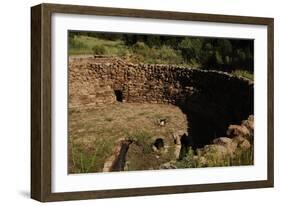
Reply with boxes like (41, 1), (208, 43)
(174, 145), (182, 159)
(213, 137), (232, 145)
(242, 115), (254, 141)
(172, 133), (181, 145)
(152, 145), (158, 152)
(124, 161), (130, 171)
(232, 135), (245, 144)
(203, 144), (229, 156)
(213, 137), (237, 154)
(239, 139), (251, 150)
(159, 161), (177, 169)
(158, 118), (166, 126)
(227, 125), (250, 139)
(242, 115), (254, 130)
(172, 131), (187, 145)
(233, 136), (251, 150)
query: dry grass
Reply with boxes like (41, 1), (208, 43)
(68, 103), (187, 173)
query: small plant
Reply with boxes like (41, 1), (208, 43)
(68, 36), (89, 50)
(231, 70), (254, 81)
(176, 145), (253, 168)
(70, 139), (113, 173)
(91, 45), (107, 55)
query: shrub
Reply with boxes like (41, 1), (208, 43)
(176, 146), (253, 168)
(68, 36), (89, 50)
(91, 45), (107, 55)
(68, 32), (254, 72)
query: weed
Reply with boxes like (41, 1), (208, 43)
(176, 146), (253, 168)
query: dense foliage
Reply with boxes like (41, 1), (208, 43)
(69, 31), (254, 73)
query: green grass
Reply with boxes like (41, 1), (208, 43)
(69, 138), (114, 173)
(69, 35), (127, 56)
(176, 146), (254, 168)
(69, 35), (191, 66)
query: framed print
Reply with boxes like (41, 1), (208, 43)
(31, 3), (274, 202)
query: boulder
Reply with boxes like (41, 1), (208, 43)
(213, 137), (237, 154)
(202, 144), (229, 156)
(242, 115), (254, 130)
(239, 139), (251, 150)
(242, 115), (254, 141)
(213, 137), (232, 145)
(227, 125), (250, 139)
(159, 160), (177, 169)
(232, 135), (245, 144)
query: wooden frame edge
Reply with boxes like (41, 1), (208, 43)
(42, 3), (273, 25)
(31, 3), (53, 202)
(267, 18), (274, 187)
(31, 4), (43, 201)
(42, 180), (272, 202)
(31, 3), (274, 202)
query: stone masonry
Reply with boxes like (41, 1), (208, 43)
(69, 55), (254, 113)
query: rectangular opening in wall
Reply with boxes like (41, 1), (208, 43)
(114, 90), (123, 102)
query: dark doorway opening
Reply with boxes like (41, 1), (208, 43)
(179, 133), (192, 160)
(114, 90), (123, 102)
(153, 138), (164, 150)
(111, 140), (132, 171)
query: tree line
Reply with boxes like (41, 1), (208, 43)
(69, 31), (253, 72)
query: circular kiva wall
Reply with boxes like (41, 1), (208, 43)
(69, 56), (253, 147)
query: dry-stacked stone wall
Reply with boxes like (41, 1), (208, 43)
(69, 56), (253, 107)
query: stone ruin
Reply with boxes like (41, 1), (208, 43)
(69, 55), (254, 170)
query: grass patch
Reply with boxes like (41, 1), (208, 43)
(69, 138), (114, 173)
(69, 35), (190, 65)
(68, 103), (187, 173)
(127, 130), (154, 154)
(176, 146), (254, 168)
(231, 70), (254, 81)
(69, 35), (127, 56)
